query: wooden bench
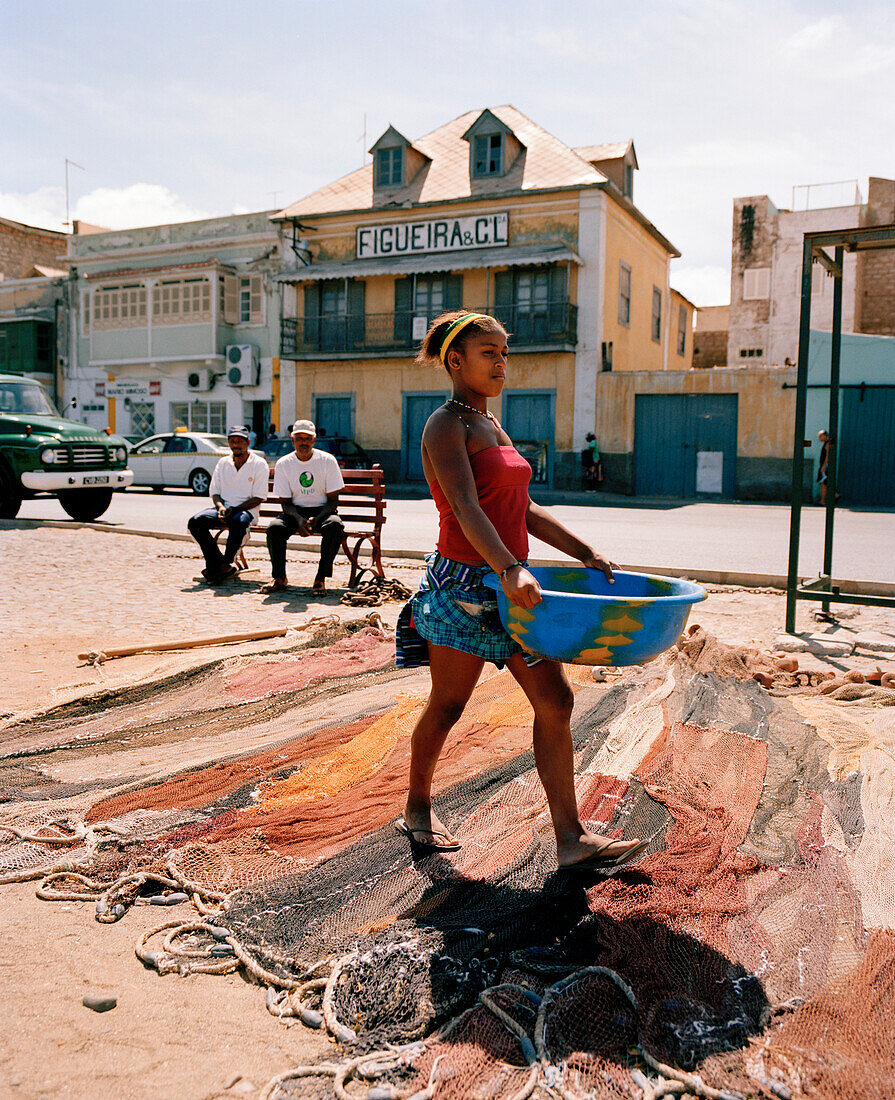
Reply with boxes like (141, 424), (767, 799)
(221, 466), (387, 588)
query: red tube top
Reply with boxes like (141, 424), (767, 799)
(429, 445), (531, 565)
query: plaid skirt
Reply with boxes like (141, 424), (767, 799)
(395, 552), (542, 669)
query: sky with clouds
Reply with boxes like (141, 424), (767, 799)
(2, 0), (892, 305)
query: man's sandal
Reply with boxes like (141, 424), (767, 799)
(311, 581), (327, 596)
(260, 579), (289, 594)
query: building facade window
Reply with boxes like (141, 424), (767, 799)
(743, 267), (770, 300)
(153, 277), (212, 324)
(473, 133), (504, 177)
(677, 304), (687, 355)
(303, 279), (365, 352)
(170, 400), (227, 434)
(375, 147), (404, 187)
(618, 263), (631, 326)
(651, 286), (662, 343)
(394, 273), (462, 342)
(129, 400), (155, 439)
(739, 347), (764, 359)
(494, 265), (570, 345)
(601, 340), (613, 372)
(93, 284), (148, 330)
(238, 276), (263, 323)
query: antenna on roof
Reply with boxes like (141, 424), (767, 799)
(358, 112), (367, 167)
(63, 157), (85, 228)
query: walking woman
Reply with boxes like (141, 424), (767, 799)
(395, 311), (647, 872)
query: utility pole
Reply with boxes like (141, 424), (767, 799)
(63, 157), (85, 227)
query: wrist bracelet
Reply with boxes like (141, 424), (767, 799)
(499, 562), (522, 581)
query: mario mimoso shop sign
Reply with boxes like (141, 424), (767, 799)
(356, 212), (508, 258)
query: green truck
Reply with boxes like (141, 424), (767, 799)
(0, 373), (133, 520)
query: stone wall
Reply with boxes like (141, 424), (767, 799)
(857, 177), (895, 337)
(0, 218), (67, 279)
(693, 329), (727, 368)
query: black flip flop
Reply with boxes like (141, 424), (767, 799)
(395, 817), (462, 854)
(557, 838), (649, 874)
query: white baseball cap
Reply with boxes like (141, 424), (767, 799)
(290, 419), (316, 437)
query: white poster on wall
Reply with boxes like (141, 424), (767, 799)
(696, 450), (724, 493)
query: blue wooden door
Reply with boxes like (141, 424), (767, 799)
(502, 391), (555, 485)
(838, 387), (895, 506)
(402, 393), (448, 480)
(634, 395), (689, 496)
(314, 395), (353, 438)
(635, 394), (738, 498)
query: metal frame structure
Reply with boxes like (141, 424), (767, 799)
(786, 223), (895, 632)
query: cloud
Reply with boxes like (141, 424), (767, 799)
(0, 186), (66, 231)
(786, 16), (838, 54)
(0, 183), (213, 232)
(670, 264), (730, 308)
(73, 184), (210, 229)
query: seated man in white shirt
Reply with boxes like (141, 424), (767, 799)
(261, 419), (345, 595)
(187, 425), (269, 583)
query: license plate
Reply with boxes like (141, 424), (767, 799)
(83, 475), (109, 485)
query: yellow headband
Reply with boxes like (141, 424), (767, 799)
(439, 313), (489, 363)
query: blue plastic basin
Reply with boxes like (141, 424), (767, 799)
(482, 567), (706, 665)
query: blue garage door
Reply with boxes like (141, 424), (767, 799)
(502, 391), (555, 485)
(402, 392), (448, 481)
(634, 394), (738, 498)
(838, 387), (895, 506)
(314, 394), (354, 438)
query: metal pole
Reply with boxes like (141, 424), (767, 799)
(785, 237), (814, 633)
(821, 245), (844, 613)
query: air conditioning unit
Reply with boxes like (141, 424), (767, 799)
(187, 368), (216, 392)
(225, 344), (260, 386)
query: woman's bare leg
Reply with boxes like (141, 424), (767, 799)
(507, 655), (646, 868)
(402, 644), (486, 845)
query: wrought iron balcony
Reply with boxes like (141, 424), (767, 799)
(280, 302), (577, 358)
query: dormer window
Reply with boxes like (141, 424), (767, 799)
(376, 147), (404, 188)
(462, 109), (523, 183)
(369, 125), (430, 195)
(473, 133), (504, 177)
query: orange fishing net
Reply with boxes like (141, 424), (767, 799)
(2, 624), (893, 1099)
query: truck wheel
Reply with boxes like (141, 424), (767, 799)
(58, 488), (114, 522)
(0, 467), (22, 519)
(189, 469), (211, 495)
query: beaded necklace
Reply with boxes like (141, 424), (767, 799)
(446, 397), (497, 424)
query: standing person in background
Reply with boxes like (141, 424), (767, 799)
(261, 420), (345, 595)
(247, 426), (258, 449)
(817, 429), (832, 505)
(581, 432), (602, 491)
(394, 310), (647, 873)
(187, 425), (268, 583)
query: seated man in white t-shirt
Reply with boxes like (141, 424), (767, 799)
(187, 425), (270, 583)
(261, 419), (345, 595)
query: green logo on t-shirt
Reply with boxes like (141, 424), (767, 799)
(299, 472), (314, 488)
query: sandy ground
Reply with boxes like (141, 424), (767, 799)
(1, 524), (894, 1099)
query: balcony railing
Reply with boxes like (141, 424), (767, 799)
(281, 302), (577, 358)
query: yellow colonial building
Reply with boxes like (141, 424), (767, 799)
(272, 107), (689, 488)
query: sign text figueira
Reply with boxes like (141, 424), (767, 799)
(357, 212), (508, 259)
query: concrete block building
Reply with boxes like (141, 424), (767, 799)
(0, 217), (69, 397)
(64, 212), (281, 437)
(271, 107), (692, 488)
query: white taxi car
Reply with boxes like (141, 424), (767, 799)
(128, 431), (233, 495)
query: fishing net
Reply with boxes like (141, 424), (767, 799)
(2, 620), (894, 1100)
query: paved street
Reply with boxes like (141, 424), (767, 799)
(14, 487), (895, 582)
